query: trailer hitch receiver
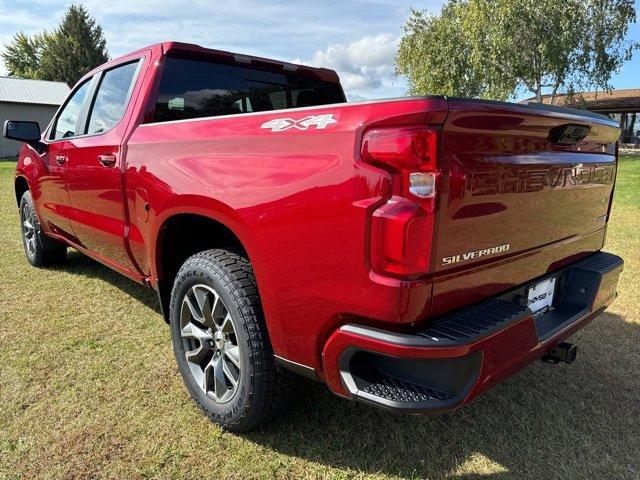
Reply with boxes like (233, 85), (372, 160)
(542, 342), (577, 364)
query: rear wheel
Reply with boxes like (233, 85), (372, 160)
(19, 190), (66, 267)
(169, 249), (297, 432)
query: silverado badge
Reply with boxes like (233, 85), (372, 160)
(442, 243), (510, 265)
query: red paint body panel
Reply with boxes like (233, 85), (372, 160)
(34, 140), (75, 237)
(125, 96), (448, 367)
(13, 42), (622, 410)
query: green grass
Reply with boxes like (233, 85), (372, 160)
(1, 158), (639, 479)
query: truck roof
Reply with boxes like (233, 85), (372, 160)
(97, 41), (340, 83)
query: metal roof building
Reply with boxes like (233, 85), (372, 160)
(0, 77), (70, 158)
(522, 88), (640, 146)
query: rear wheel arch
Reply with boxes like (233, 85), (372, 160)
(153, 212), (252, 322)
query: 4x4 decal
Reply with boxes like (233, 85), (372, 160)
(260, 114), (337, 132)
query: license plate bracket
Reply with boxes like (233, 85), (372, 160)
(527, 277), (556, 317)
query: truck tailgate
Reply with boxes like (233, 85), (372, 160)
(431, 99), (620, 316)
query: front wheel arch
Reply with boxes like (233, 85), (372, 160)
(18, 190), (66, 267)
(15, 176), (29, 208)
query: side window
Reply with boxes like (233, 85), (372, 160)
(153, 58), (245, 122)
(51, 79), (92, 140)
(87, 60), (140, 134)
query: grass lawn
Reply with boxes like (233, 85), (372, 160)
(1, 158), (639, 479)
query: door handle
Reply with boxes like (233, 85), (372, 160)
(98, 154), (117, 167)
(55, 155), (67, 165)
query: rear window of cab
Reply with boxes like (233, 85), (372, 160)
(151, 57), (345, 123)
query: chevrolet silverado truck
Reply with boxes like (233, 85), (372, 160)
(4, 42), (624, 432)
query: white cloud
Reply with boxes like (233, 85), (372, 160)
(293, 34), (407, 101)
(0, 1), (421, 97)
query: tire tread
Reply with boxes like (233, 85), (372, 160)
(170, 249), (297, 431)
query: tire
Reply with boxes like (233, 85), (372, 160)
(169, 249), (297, 432)
(19, 190), (67, 267)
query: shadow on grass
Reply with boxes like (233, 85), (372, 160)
(245, 312), (639, 479)
(54, 250), (161, 314)
(43, 252), (639, 478)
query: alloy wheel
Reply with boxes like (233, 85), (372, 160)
(180, 284), (242, 403)
(21, 203), (37, 257)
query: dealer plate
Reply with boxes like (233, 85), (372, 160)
(527, 277), (556, 317)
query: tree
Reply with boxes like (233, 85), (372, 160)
(396, 0), (638, 103)
(2, 32), (50, 79)
(39, 5), (109, 86)
(2, 5), (109, 86)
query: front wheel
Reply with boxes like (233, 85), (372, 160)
(19, 190), (67, 267)
(169, 249), (297, 432)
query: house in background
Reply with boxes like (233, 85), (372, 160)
(524, 88), (640, 148)
(0, 77), (70, 158)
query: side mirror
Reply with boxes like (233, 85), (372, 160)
(3, 120), (41, 142)
(3, 120), (45, 152)
(3, 120), (45, 154)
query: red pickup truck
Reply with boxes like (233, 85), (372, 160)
(5, 42), (623, 432)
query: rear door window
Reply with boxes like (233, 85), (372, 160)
(152, 57), (345, 123)
(87, 60), (141, 134)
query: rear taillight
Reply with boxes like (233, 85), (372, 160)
(362, 127), (437, 170)
(362, 127), (439, 277)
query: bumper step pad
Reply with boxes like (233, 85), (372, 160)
(361, 375), (453, 403)
(578, 251), (624, 273)
(418, 299), (527, 344)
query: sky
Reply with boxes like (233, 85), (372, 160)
(0, 0), (638, 102)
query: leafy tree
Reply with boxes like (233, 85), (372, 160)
(396, 0), (639, 103)
(2, 5), (109, 86)
(2, 32), (50, 79)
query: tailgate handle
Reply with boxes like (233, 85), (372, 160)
(549, 124), (591, 146)
(98, 154), (117, 167)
